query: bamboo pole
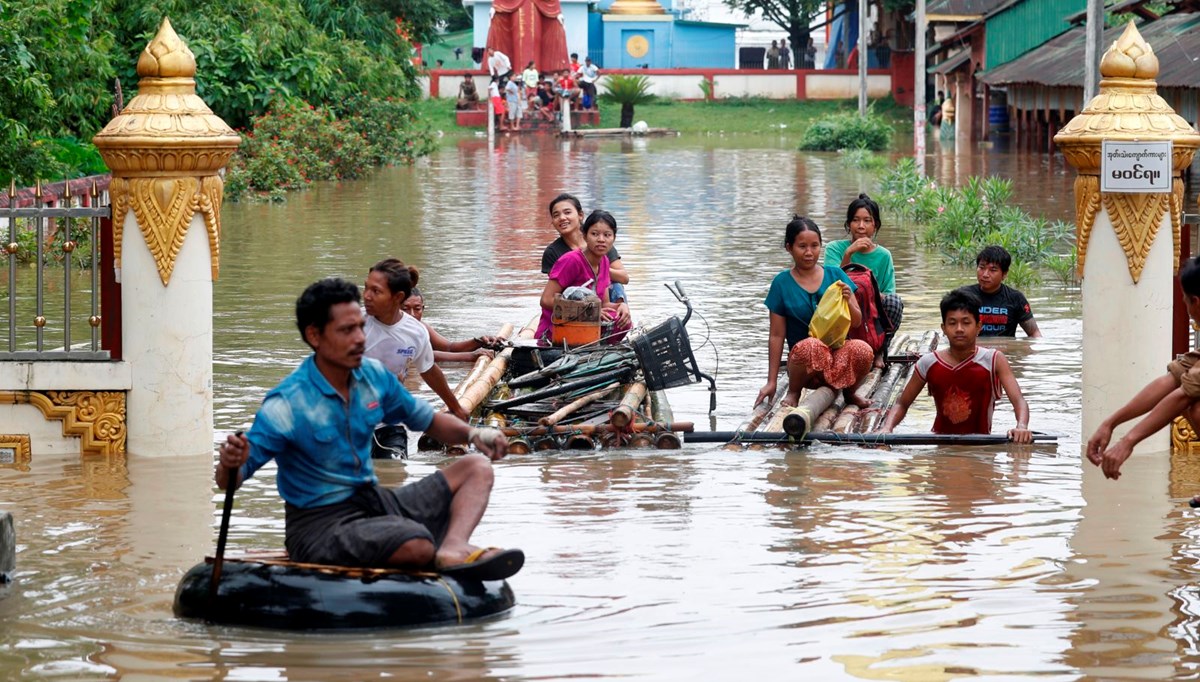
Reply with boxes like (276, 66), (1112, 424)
(863, 337), (926, 433)
(457, 318), (537, 416)
(421, 320), (533, 451)
(686, 431), (1058, 445)
(827, 366), (884, 433)
(610, 382), (648, 429)
(649, 390), (681, 449)
(499, 421), (693, 437)
(783, 386), (838, 438)
(452, 322), (513, 400)
(564, 433), (594, 449)
(813, 394), (846, 432)
(763, 386), (802, 433)
(741, 399), (774, 433)
(539, 381), (620, 426)
(629, 432), (655, 448)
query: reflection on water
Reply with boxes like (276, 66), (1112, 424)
(2, 135), (1199, 679)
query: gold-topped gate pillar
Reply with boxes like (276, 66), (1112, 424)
(1054, 21), (1200, 452)
(93, 19), (240, 456)
(1056, 25), (1200, 672)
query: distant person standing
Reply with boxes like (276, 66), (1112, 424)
(805, 37), (817, 69)
(522, 61), (539, 90)
(488, 77), (507, 131)
(579, 57), (600, 111)
(779, 39), (791, 69)
(766, 40), (781, 69)
(930, 90), (945, 126)
(505, 73), (522, 131)
(486, 47), (512, 81)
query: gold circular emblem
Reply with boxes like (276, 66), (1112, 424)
(626, 35), (650, 59)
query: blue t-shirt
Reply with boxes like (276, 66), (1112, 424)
(243, 356), (435, 508)
(764, 265), (856, 349)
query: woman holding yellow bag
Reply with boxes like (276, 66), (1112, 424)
(756, 216), (875, 410)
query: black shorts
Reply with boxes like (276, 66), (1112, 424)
(284, 473), (453, 567)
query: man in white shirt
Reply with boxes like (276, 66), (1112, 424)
(579, 57), (600, 111)
(486, 47), (512, 81)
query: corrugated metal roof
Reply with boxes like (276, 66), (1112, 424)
(926, 0), (1011, 17)
(984, 0), (1085, 68)
(930, 50), (972, 73)
(980, 13), (1200, 87)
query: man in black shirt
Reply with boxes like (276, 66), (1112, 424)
(964, 245), (1041, 338)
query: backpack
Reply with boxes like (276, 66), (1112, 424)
(842, 263), (892, 353)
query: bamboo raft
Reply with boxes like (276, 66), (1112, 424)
(717, 332), (942, 451)
(418, 306), (710, 453)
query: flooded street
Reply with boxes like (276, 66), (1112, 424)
(3, 135), (1200, 679)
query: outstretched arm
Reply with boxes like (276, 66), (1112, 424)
(1093, 387), (1190, 480)
(1020, 318), (1042, 338)
(421, 365), (470, 422)
(1086, 373), (1178, 462)
(756, 313), (787, 407)
(879, 372), (926, 433)
(994, 352), (1031, 443)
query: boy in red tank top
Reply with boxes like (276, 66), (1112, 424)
(881, 288), (1033, 442)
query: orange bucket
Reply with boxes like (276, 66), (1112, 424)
(551, 320), (601, 346)
(551, 294), (601, 346)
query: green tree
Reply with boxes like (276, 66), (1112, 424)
(601, 74), (655, 128)
(723, 0), (822, 59)
(0, 3), (58, 184)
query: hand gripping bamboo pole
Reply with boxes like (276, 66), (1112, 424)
(452, 322), (514, 400)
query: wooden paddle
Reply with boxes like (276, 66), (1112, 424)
(209, 431), (243, 602)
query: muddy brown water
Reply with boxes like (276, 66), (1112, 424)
(2, 135), (1199, 679)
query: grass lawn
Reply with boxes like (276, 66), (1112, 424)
(417, 95), (912, 139)
(594, 97), (911, 136)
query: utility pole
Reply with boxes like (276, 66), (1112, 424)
(859, 0), (869, 116)
(1084, 0), (1104, 103)
(914, 0), (926, 174)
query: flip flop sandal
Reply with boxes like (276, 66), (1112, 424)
(439, 547), (525, 582)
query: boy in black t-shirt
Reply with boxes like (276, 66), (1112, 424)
(964, 245), (1042, 338)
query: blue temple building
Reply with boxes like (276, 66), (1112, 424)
(463, 0), (740, 69)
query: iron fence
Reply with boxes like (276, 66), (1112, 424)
(0, 180), (111, 360)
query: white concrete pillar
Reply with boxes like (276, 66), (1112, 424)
(1080, 208), (1175, 449)
(120, 213), (214, 454)
(954, 74), (971, 150)
(1055, 22), (1199, 453)
(93, 19), (240, 457)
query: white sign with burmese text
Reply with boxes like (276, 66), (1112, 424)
(1101, 140), (1172, 193)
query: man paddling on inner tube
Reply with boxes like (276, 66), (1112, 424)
(217, 277), (524, 582)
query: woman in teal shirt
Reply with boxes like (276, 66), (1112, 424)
(823, 193), (904, 335)
(756, 216), (875, 410)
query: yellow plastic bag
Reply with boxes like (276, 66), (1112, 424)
(808, 284), (851, 349)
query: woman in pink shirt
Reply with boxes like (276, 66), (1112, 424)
(536, 210), (632, 343)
